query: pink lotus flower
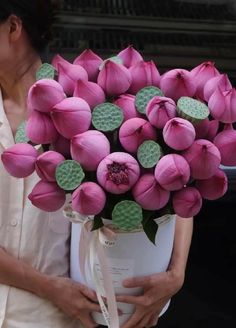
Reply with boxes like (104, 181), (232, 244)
(72, 182), (106, 215)
(51, 97), (91, 139)
(73, 49), (103, 82)
(97, 60), (131, 96)
(1, 143), (38, 178)
(27, 79), (65, 113)
(35, 151), (65, 182)
(73, 80), (105, 110)
(163, 117), (196, 150)
(196, 169), (227, 200)
(214, 126), (236, 165)
(208, 88), (236, 123)
(205, 120), (219, 141)
(194, 119), (210, 139)
(172, 187), (202, 218)
(190, 61), (220, 100)
(71, 130), (110, 171)
(26, 110), (59, 144)
(160, 69), (196, 102)
(28, 180), (66, 212)
(51, 54), (70, 71)
(52, 135), (71, 158)
(132, 174), (170, 210)
(154, 154), (190, 191)
(117, 45), (143, 68)
(113, 94), (140, 121)
(119, 118), (157, 153)
(146, 96), (176, 129)
(203, 73), (232, 102)
(128, 61), (160, 94)
(97, 152), (140, 194)
(57, 61), (88, 96)
(182, 139), (221, 179)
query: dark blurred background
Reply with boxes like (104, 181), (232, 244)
(50, 1), (236, 326)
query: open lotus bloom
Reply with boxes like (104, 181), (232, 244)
(113, 94), (140, 121)
(119, 118), (157, 153)
(73, 49), (103, 82)
(182, 139), (221, 179)
(214, 126), (236, 166)
(97, 60), (132, 96)
(97, 152), (140, 194)
(26, 110), (59, 144)
(203, 73), (232, 102)
(208, 88), (236, 123)
(163, 117), (196, 150)
(35, 151), (65, 182)
(117, 45), (144, 68)
(27, 79), (66, 113)
(73, 80), (105, 110)
(196, 168), (228, 200)
(146, 96), (176, 129)
(173, 187), (202, 218)
(28, 180), (66, 212)
(154, 154), (190, 191)
(132, 174), (170, 210)
(191, 61), (220, 100)
(71, 130), (110, 171)
(51, 97), (91, 139)
(57, 61), (88, 96)
(72, 182), (106, 215)
(1, 143), (38, 178)
(52, 135), (71, 158)
(160, 69), (196, 102)
(128, 61), (160, 94)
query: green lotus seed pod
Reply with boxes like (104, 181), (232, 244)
(112, 200), (143, 231)
(177, 97), (210, 124)
(36, 63), (56, 80)
(92, 103), (124, 132)
(135, 86), (163, 114)
(137, 140), (163, 168)
(15, 121), (30, 144)
(56, 160), (85, 191)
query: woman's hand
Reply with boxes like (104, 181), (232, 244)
(45, 276), (100, 328)
(116, 269), (184, 328)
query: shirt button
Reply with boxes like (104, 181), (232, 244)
(10, 219), (18, 227)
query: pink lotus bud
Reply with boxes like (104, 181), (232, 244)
(163, 118), (196, 150)
(173, 187), (202, 218)
(204, 120), (219, 141)
(28, 180), (66, 212)
(58, 61), (88, 96)
(97, 152), (140, 194)
(190, 61), (220, 100)
(35, 151), (65, 182)
(119, 118), (157, 153)
(194, 118), (210, 139)
(72, 182), (106, 215)
(1, 143), (38, 178)
(154, 154), (190, 191)
(51, 54), (70, 71)
(182, 139), (221, 179)
(52, 135), (71, 158)
(146, 96), (176, 129)
(97, 60), (131, 96)
(26, 110), (59, 144)
(160, 69), (196, 102)
(208, 88), (236, 123)
(129, 61), (160, 94)
(71, 130), (110, 171)
(132, 174), (170, 210)
(73, 80), (105, 110)
(117, 46), (144, 68)
(27, 79), (66, 113)
(113, 94), (141, 121)
(196, 169), (227, 200)
(214, 127), (236, 166)
(73, 49), (103, 82)
(51, 97), (91, 139)
(203, 73), (232, 102)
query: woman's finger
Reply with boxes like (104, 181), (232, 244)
(145, 313), (159, 327)
(120, 308), (144, 328)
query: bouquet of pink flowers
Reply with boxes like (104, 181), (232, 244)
(2, 46), (235, 242)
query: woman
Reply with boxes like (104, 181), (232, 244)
(0, 1), (193, 327)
